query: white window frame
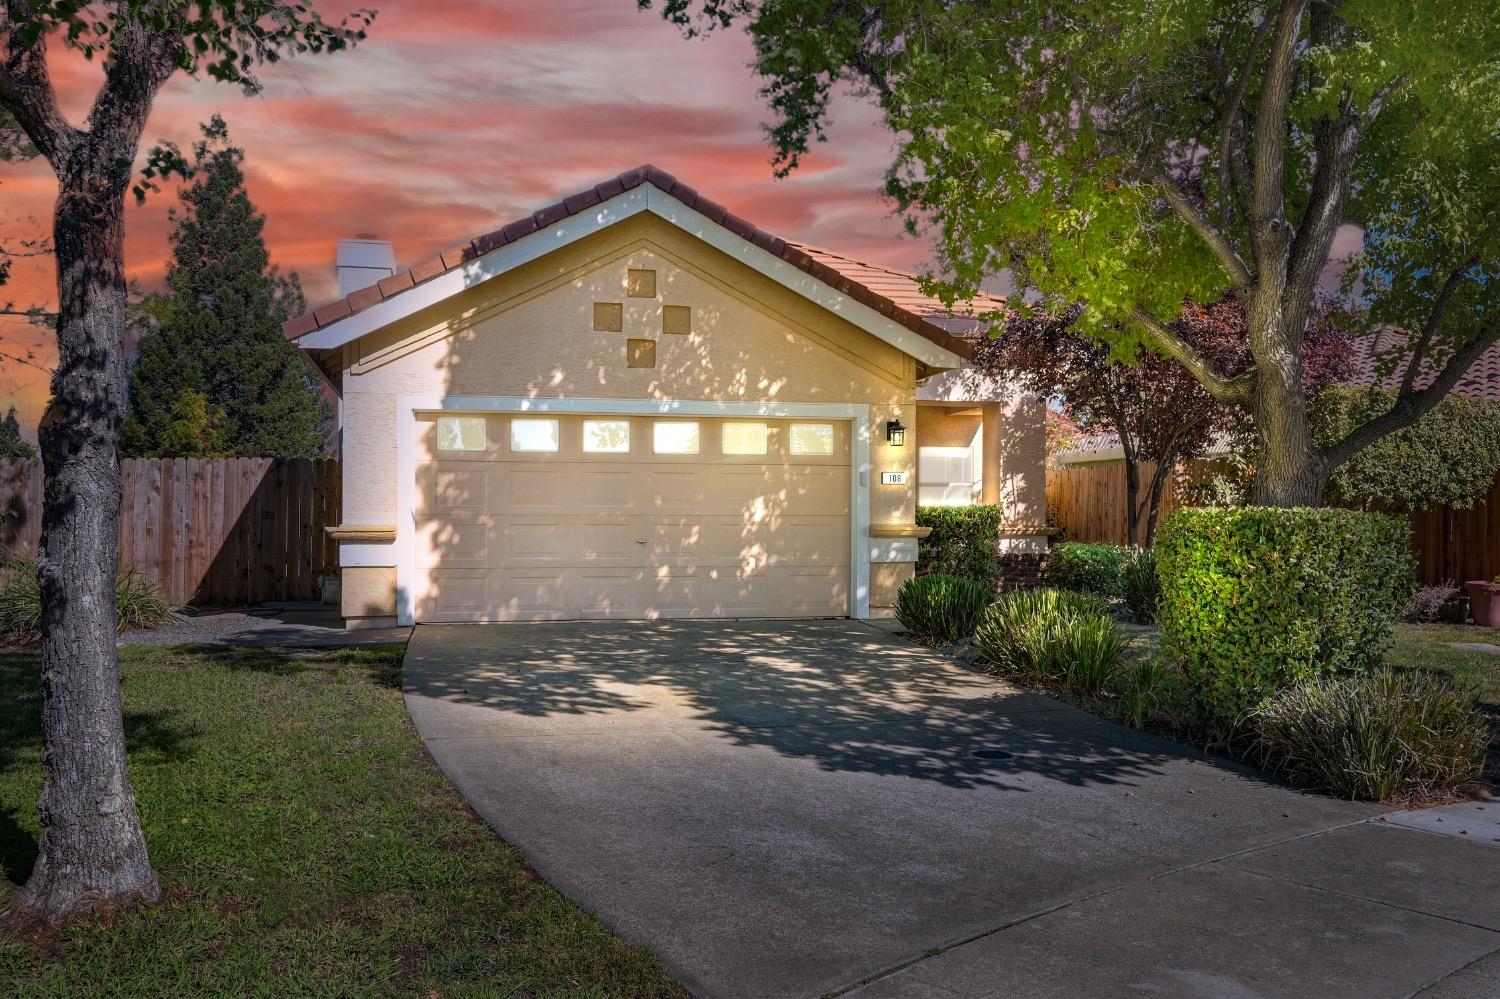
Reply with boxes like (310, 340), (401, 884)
(509, 417), (561, 453)
(652, 420), (702, 455)
(789, 422), (836, 456)
(434, 416), (487, 452)
(389, 396), (874, 624)
(582, 418), (632, 454)
(721, 421), (769, 456)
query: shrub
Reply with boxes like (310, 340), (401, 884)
(895, 573), (993, 644)
(0, 557), (175, 642)
(1256, 668), (1490, 802)
(1050, 541), (1128, 597)
(916, 505), (1002, 587)
(1155, 507), (1415, 721)
(973, 588), (1111, 681)
(1401, 582), (1461, 624)
(1113, 656), (1179, 730)
(1063, 615), (1124, 695)
(1120, 547), (1161, 623)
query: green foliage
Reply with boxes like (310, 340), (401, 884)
(0, 558), (174, 642)
(124, 117), (329, 459)
(973, 588), (1112, 683)
(1315, 387), (1500, 513)
(895, 573), (993, 645)
(0, 405), (35, 458)
(1256, 668), (1489, 802)
(1120, 548), (1162, 623)
(1050, 541), (1128, 597)
(1063, 616), (1124, 696)
(1155, 507), (1416, 721)
(916, 504), (1001, 587)
(1113, 657), (1182, 731)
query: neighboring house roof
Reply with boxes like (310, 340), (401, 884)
(286, 165), (977, 367)
(1344, 328), (1500, 402)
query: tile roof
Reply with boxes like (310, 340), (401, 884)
(285, 164), (984, 360)
(1345, 328), (1500, 402)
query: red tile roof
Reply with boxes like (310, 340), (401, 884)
(285, 165), (982, 360)
(1345, 328), (1500, 402)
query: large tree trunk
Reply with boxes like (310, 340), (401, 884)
(1245, 289), (1327, 507)
(1122, 453), (1142, 547)
(10, 154), (159, 925)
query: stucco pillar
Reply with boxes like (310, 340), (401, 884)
(983, 393), (1049, 552)
(980, 402), (1003, 506)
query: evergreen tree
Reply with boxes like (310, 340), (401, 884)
(124, 116), (329, 458)
(0, 405), (35, 459)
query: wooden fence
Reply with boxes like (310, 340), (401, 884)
(1047, 461), (1500, 586)
(0, 458), (340, 605)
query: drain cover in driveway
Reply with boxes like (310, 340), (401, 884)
(969, 747), (1017, 762)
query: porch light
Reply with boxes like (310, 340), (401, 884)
(885, 419), (907, 446)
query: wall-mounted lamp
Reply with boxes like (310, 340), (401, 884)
(885, 419), (907, 447)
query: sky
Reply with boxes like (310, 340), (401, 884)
(0, 0), (923, 440)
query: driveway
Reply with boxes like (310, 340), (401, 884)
(404, 620), (1500, 999)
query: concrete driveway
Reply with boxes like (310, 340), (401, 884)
(404, 620), (1500, 999)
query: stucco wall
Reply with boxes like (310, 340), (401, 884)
(916, 407), (981, 449)
(327, 213), (931, 618)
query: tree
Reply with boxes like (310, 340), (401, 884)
(0, 403), (33, 457)
(0, 2), (370, 927)
(124, 117), (327, 459)
(646, 1), (1500, 507)
(975, 296), (1348, 546)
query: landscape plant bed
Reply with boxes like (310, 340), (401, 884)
(0, 643), (686, 997)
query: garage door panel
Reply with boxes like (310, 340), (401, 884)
(412, 414), (851, 621)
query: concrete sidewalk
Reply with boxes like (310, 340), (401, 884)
(404, 619), (1500, 999)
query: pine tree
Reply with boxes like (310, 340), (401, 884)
(124, 117), (329, 458)
(0, 405), (35, 459)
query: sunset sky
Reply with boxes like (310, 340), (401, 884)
(0, 0), (923, 439)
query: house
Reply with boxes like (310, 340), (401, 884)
(289, 166), (1047, 627)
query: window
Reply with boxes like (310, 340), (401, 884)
(653, 421), (700, 454)
(789, 423), (835, 456)
(510, 418), (560, 452)
(436, 416), (486, 451)
(721, 422), (768, 456)
(583, 419), (631, 453)
(919, 446), (979, 506)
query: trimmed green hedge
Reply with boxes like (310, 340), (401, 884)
(916, 504), (1002, 587)
(1155, 507), (1415, 721)
(1050, 541), (1128, 597)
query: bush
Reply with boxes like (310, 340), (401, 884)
(1113, 656), (1181, 730)
(1120, 547), (1161, 623)
(1402, 582), (1461, 624)
(895, 573), (993, 644)
(973, 588), (1111, 681)
(0, 557), (175, 642)
(916, 505), (1002, 587)
(1063, 615), (1124, 696)
(1155, 507), (1415, 721)
(1256, 667), (1490, 802)
(1050, 541), (1128, 597)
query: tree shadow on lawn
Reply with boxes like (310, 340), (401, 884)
(176, 642), (406, 690)
(0, 651), (200, 886)
(404, 620), (1240, 793)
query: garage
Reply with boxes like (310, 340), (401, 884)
(410, 412), (852, 621)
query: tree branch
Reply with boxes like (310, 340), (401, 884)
(1247, 0), (1306, 269)
(1324, 322), (1500, 468)
(1218, 12), (1273, 233)
(1398, 256), (1480, 395)
(0, 14), (80, 167)
(1159, 180), (1254, 289)
(1130, 306), (1253, 405)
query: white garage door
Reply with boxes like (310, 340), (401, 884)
(411, 413), (851, 621)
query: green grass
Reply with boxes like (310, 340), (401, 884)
(1388, 624), (1500, 710)
(0, 644), (686, 998)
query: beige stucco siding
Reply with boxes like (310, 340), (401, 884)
(340, 214), (916, 529)
(916, 407), (981, 449)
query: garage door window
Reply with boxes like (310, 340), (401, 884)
(510, 418), (560, 452)
(583, 419), (631, 453)
(721, 422), (768, 455)
(789, 423), (835, 456)
(436, 416), (486, 451)
(653, 421), (700, 454)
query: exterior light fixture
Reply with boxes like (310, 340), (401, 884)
(885, 419), (907, 446)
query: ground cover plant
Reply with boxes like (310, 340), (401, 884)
(0, 559), (174, 644)
(0, 643), (686, 997)
(972, 588), (1116, 686)
(896, 573), (993, 645)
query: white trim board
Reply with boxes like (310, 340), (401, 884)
(298, 185), (964, 370)
(391, 395), (874, 626)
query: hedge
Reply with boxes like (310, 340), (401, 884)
(1050, 541), (1128, 597)
(1154, 507), (1415, 721)
(916, 504), (1002, 587)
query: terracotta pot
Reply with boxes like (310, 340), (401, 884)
(1464, 581), (1500, 629)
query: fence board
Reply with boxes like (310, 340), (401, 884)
(0, 457), (340, 605)
(1047, 460), (1500, 586)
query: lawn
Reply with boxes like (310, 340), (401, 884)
(0, 643), (686, 998)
